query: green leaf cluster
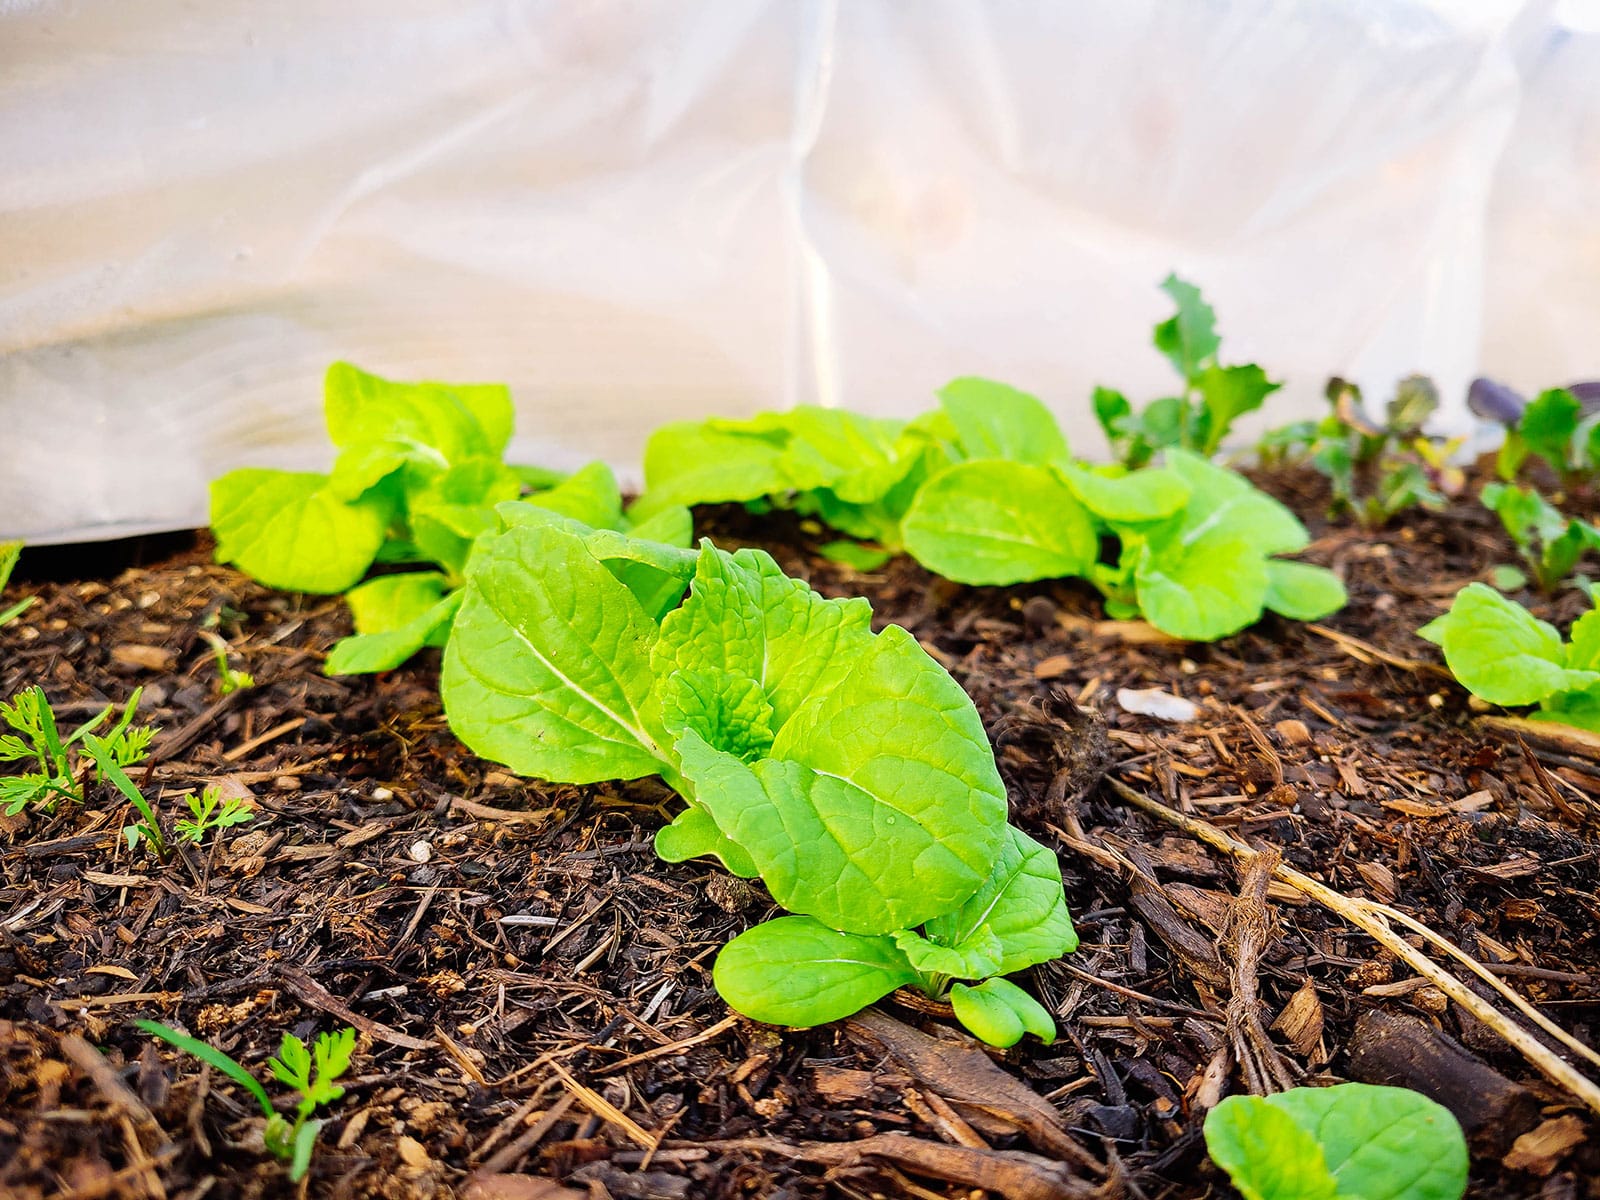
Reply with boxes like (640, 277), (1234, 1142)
(1419, 582), (1600, 730)
(1260, 376), (1465, 529)
(1203, 1082), (1467, 1200)
(1480, 482), (1600, 593)
(634, 380), (1343, 641)
(1497, 387), (1595, 485)
(440, 506), (1077, 1045)
(136, 1021), (355, 1182)
(1094, 274), (1282, 466)
(174, 785), (255, 844)
(210, 362), (674, 675)
(0, 686), (154, 820)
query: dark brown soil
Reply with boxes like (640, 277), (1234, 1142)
(2, 465), (1597, 1200)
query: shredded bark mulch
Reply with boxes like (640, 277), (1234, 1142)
(2, 464), (1597, 1199)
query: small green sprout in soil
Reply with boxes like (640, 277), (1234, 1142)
(1419, 581), (1600, 731)
(1094, 273), (1281, 467)
(136, 1021), (356, 1182)
(1259, 375), (1465, 528)
(198, 628), (254, 695)
(1203, 1082), (1467, 1200)
(1479, 481), (1600, 593)
(0, 686), (154, 817)
(173, 785), (254, 844)
(1496, 386), (1594, 488)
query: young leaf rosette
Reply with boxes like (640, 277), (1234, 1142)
(440, 507), (1076, 1044)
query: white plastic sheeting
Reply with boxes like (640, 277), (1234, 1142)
(2, 0), (1593, 544)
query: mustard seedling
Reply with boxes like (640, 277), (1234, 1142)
(136, 1022), (355, 1182)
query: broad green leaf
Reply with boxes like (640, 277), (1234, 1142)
(778, 408), (913, 502)
(325, 590), (462, 676)
(1532, 688), (1600, 733)
(655, 545), (874, 736)
(633, 417), (790, 518)
(714, 916), (917, 1027)
(1163, 449), (1309, 555)
(924, 825), (1078, 975)
(526, 460), (626, 530)
(1196, 363), (1280, 454)
(1138, 396), (1187, 450)
(1417, 583), (1598, 706)
(818, 541), (893, 572)
(513, 464), (570, 491)
(901, 461), (1097, 585)
(1153, 274), (1220, 381)
(1136, 530), (1269, 641)
(936, 377), (1070, 467)
(949, 978), (1056, 1048)
(323, 361), (509, 462)
(1263, 561), (1347, 622)
(440, 522), (668, 784)
(1204, 1097), (1339, 1200)
(1265, 1084), (1468, 1200)
(407, 460), (521, 575)
(893, 925), (1004, 980)
(211, 470), (389, 594)
(625, 505), (695, 549)
(1060, 464), (1189, 524)
(345, 572), (448, 636)
(654, 804), (759, 877)
(1565, 608), (1600, 671)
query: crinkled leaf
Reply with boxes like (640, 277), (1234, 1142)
(211, 470), (389, 594)
(1417, 583), (1598, 706)
(936, 377), (1069, 467)
(924, 825), (1078, 975)
(1265, 1083), (1468, 1200)
(714, 916), (917, 1027)
(892, 925), (1003, 980)
(1204, 1097), (1339, 1200)
(1060, 464), (1189, 524)
(1153, 274), (1220, 381)
(949, 978), (1056, 1048)
(655, 545), (873, 736)
(440, 522), (668, 784)
(901, 461), (1097, 585)
(661, 670), (775, 762)
(1263, 560), (1347, 622)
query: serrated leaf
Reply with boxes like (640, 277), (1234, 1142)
(949, 977), (1056, 1048)
(440, 522), (669, 784)
(1153, 274), (1220, 381)
(936, 377), (1069, 467)
(1263, 560), (1347, 622)
(924, 825), (1078, 975)
(211, 470), (390, 594)
(1196, 363), (1280, 454)
(713, 916), (917, 1027)
(1417, 583), (1598, 706)
(901, 461), (1097, 585)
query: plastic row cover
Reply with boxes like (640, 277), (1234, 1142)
(2, 0), (1593, 543)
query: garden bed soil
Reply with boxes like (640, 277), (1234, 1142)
(2, 464), (1598, 1199)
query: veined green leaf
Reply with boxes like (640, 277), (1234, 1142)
(524, 460), (626, 530)
(440, 522), (668, 784)
(1204, 1098), (1339, 1200)
(924, 825), (1078, 975)
(901, 461), (1097, 585)
(323, 361), (511, 462)
(937, 377), (1069, 467)
(1135, 530), (1269, 641)
(1163, 449), (1309, 555)
(892, 926), (1003, 980)
(633, 417), (791, 518)
(345, 572), (449, 636)
(211, 470), (389, 594)
(1060, 464), (1189, 524)
(1417, 583), (1598, 706)
(713, 916), (917, 1027)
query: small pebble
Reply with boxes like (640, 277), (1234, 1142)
(408, 839), (433, 863)
(372, 786), (394, 801)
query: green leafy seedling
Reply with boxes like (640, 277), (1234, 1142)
(1480, 481), (1600, 592)
(1203, 1082), (1467, 1200)
(1497, 387), (1586, 485)
(1419, 581), (1600, 730)
(136, 1021), (355, 1182)
(198, 629), (255, 695)
(1095, 274), (1281, 467)
(174, 785), (254, 844)
(0, 687), (155, 819)
(0, 541), (34, 627)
